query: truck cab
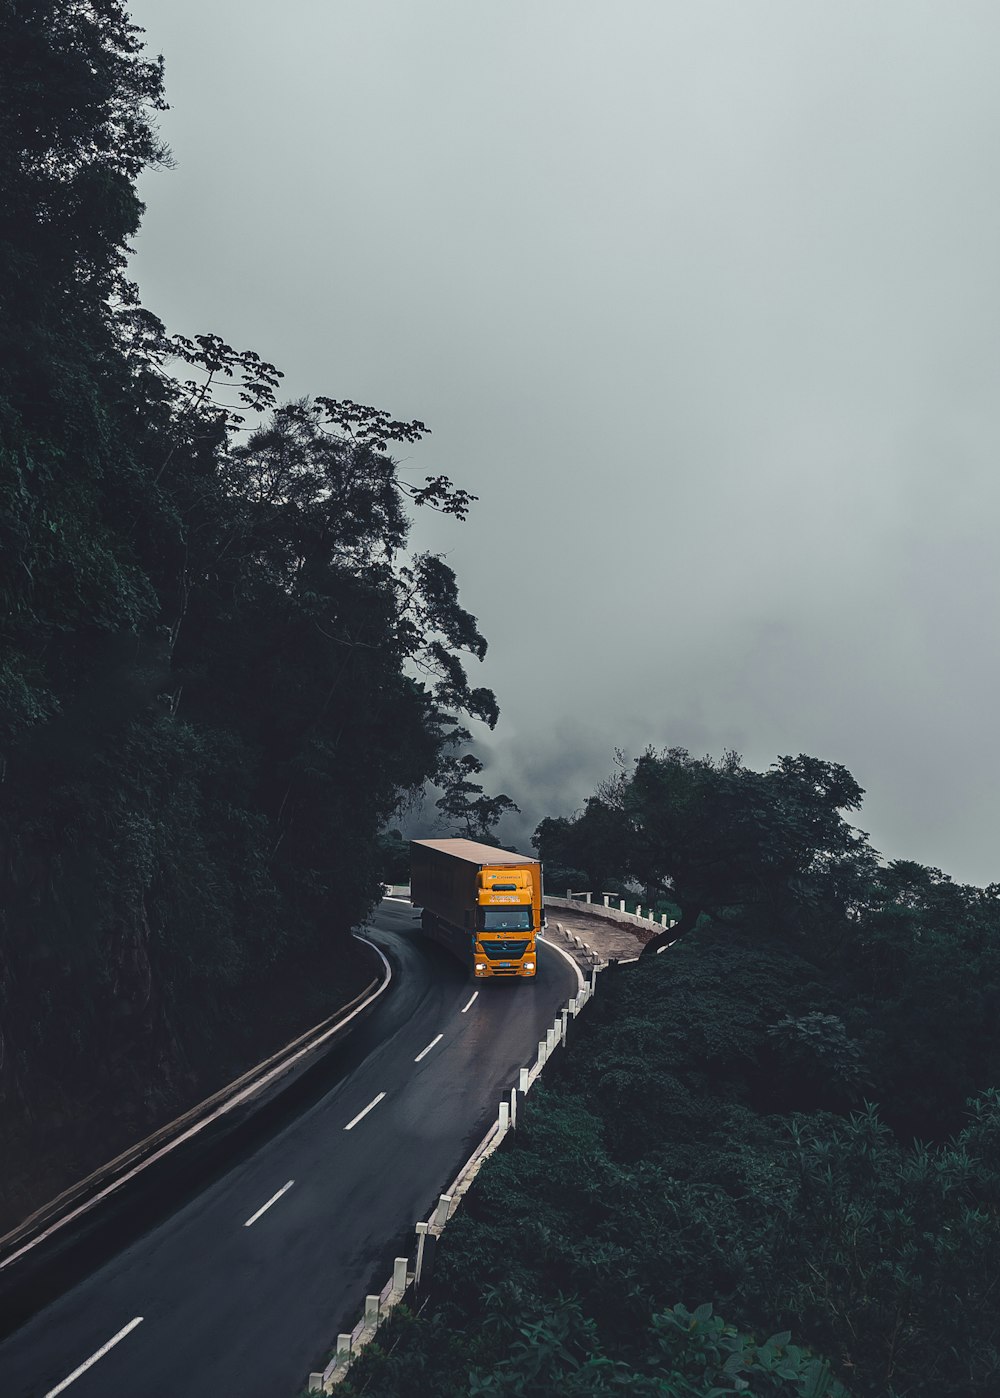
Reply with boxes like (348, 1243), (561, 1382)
(474, 866), (537, 978)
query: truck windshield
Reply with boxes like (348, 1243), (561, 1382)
(481, 907), (532, 931)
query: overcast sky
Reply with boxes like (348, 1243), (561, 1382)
(126, 0), (1000, 886)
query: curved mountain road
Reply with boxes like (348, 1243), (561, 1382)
(0, 899), (580, 1398)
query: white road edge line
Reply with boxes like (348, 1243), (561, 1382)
(414, 1033), (444, 1062)
(384, 896), (411, 903)
(344, 1091), (386, 1130)
(45, 1316), (144, 1397)
(538, 933), (587, 995)
(243, 1179), (294, 1228)
(461, 991), (478, 1014)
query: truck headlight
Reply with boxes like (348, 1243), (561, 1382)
(522, 961), (534, 971)
(475, 963), (486, 974)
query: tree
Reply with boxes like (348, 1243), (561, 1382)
(585, 748), (874, 954)
(436, 748), (519, 843)
(532, 797), (631, 895)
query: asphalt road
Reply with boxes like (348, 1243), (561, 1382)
(0, 900), (580, 1398)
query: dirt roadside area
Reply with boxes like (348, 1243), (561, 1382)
(544, 904), (659, 962)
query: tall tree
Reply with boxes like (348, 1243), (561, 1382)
(436, 748), (519, 843)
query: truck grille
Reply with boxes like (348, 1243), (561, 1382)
(482, 940), (529, 961)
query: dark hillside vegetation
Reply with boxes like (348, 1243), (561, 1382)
(336, 752), (1000, 1397)
(0, 1), (498, 1230)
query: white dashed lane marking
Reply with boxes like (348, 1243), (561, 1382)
(243, 1180), (294, 1228)
(344, 1092), (386, 1130)
(414, 1034), (443, 1063)
(45, 1317), (144, 1397)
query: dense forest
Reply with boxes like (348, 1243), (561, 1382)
(335, 749), (1000, 1397)
(0, 1), (501, 1231)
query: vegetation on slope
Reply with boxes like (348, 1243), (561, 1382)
(0, 1), (498, 1230)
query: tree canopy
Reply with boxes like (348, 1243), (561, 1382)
(535, 748), (875, 951)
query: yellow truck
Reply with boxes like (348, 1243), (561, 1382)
(409, 838), (543, 980)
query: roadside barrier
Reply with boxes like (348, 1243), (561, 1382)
(546, 891), (677, 937)
(0, 935), (391, 1278)
(307, 935), (602, 1392)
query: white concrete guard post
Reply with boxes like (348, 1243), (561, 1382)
(364, 1295), (379, 1328)
(510, 1088), (517, 1129)
(538, 1037), (547, 1067)
(310, 1333), (351, 1391)
(546, 1027), (557, 1054)
(519, 1066), (530, 1093)
(560, 1009), (568, 1045)
(499, 1100), (510, 1134)
(392, 1257), (407, 1295)
(619, 899), (626, 912)
(432, 1193), (452, 1229)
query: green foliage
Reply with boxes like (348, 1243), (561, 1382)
(643, 1302), (848, 1397)
(835, 862), (1000, 1138)
(779, 1096), (1000, 1394)
(341, 1291), (848, 1397)
(764, 1013), (867, 1111)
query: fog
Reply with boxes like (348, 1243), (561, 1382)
(127, 0), (1000, 884)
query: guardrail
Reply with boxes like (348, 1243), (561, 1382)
(0, 935), (391, 1279)
(547, 891), (677, 936)
(307, 926), (599, 1392)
